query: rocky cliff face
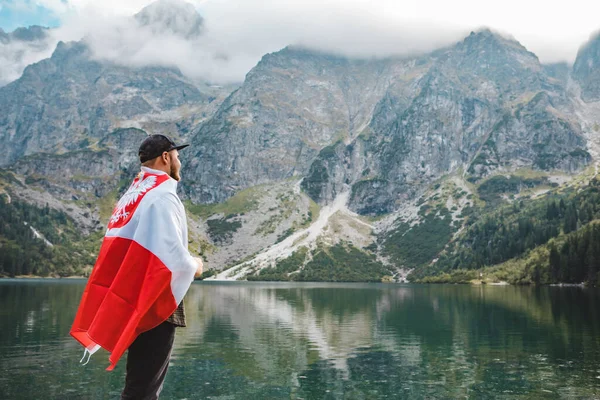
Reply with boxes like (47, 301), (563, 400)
(300, 30), (589, 214)
(6, 128), (148, 233)
(469, 92), (589, 178)
(12, 128), (147, 197)
(573, 32), (600, 102)
(183, 47), (413, 204)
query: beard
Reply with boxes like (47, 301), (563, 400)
(170, 164), (181, 181)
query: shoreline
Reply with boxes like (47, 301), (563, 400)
(1, 276), (594, 288)
(0, 275), (88, 279)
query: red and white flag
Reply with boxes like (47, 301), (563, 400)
(70, 167), (197, 370)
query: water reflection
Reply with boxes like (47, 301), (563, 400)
(0, 280), (599, 399)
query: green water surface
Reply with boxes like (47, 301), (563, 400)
(0, 280), (599, 399)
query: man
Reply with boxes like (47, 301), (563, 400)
(70, 134), (203, 400)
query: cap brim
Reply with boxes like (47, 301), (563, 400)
(173, 144), (189, 151)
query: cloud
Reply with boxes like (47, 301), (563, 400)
(45, 0), (468, 84)
(0, 29), (57, 86)
(49, 0), (258, 83)
(4, 0), (600, 85)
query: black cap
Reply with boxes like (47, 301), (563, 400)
(138, 134), (189, 163)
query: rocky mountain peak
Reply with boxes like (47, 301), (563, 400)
(574, 31), (600, 68)
(51, 41), (87, 58)
(425, 27), (543, 99)
(134, 0), (204, 39)
(463, 29), (515, 46)
(573, 31), (600, 102)
(457, 28), (538, 65)
(0, 25), (48, 44)
(11, 25), (48, 42)
(29, 40), (91, 75)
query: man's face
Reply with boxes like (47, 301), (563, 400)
(168, 150), (182, 181)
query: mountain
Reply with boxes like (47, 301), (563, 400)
(301, 29), (588, 214)
(184, 46), (409, 204)
(1, 25), (48, 42)
(0, 1), (236, 166)
(573, 31), (600, 102)
(187, 29), (588, 213)
(1, 16), (600, 283)
(0, 40), (233, 167)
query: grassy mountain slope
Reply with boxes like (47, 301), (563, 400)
(0, 192), (101, 277)
(407, 174), (600, 286)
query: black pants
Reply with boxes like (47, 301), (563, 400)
(121, 321), (176, 400)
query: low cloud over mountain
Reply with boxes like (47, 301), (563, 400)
(3, 0), (467, 85)
(5, 0), (600, 85)
(0, 25), (56, 86)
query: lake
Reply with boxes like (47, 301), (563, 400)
(0, 280), (599, 399)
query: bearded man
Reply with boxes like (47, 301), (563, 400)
(70, 134), (204, 400)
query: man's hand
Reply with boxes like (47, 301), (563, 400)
(194, 257), (204, 279)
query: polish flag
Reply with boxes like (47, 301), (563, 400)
(70, 168), (198, 370)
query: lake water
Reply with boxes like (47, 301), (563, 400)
(0, 280), (599, 399)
